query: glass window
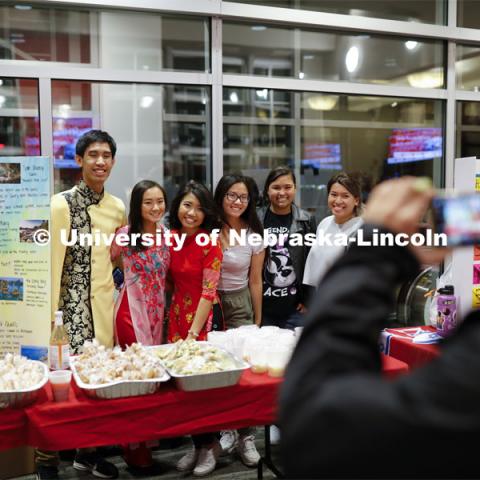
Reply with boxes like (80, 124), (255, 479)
(226, 1), (445, 25)
(458, 1), (480, 29)
(51, 81), (210, 205)
(456, 45), (480, 91)
(224, 88), (444, 221)
(223, 22), (445, 88)
(0, 78), (39, 157)
(0, 5), (209, 72)
(456, 102), (480, 158)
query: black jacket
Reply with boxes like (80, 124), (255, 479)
(280, 224), (480, 478)
(258, 203), (317, 305)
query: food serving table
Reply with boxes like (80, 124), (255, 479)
(0, 355), (408, 454)
(380, 326), (440, 369)
(25, 369), (279, 451)
(0, 407), (29, 451)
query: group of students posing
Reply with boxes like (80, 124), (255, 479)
(112, 169), (364, 476)
(44, 129), (364, 479)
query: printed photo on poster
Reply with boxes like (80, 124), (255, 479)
(0, 277), (24, 301)
(474, 264), (480, 285)
(475, 244), (480, 261)
(0, 163), (21, 184)
(473, 286), (480, 309)
(19, 220), (49, 243)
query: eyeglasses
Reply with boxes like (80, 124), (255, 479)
(225, 192), (250, 204)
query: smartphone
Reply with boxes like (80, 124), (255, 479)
(112, 267), (124, 289)
(431, 191), (480, 246)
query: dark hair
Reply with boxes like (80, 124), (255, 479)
(214, 174), (263, 235)
(169, 180), (221, 232)
(262, 166), (297, 205)
(128, 180), (167, 251)
(76, 130), (117, 158)
(327, 172), (362, 216)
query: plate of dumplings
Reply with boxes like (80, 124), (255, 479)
(71, 340), (170, 399)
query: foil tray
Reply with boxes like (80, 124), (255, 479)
(151, 343), (249, 392)
(70, 359), (170, 400)
(0, 361), (49, 409)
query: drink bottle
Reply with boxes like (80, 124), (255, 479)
(49, 310), (70, 370)
(436, 285), (457, 337)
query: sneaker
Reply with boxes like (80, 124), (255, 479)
(176, 446), (199, 472)
(73, 451), (119, 479)
(193, 442), (221, 477)
(269, 425), (281, 446)
(219, 430), (237, 455)
(237, 434), (260, 467)
(36, 465), (59, 480)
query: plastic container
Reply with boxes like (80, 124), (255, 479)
(266, 345), (290, 378)
(49, 370), (72, 402)
(436, 285), (457, 337)
(248, 340), (268, 374)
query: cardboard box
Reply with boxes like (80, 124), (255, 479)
(0, 447), (34, 479)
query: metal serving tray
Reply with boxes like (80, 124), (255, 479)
(0, 361), (49, 409)
(151, 343), (249, 392)
(70, 358), (170, 400)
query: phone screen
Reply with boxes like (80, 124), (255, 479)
(432, 192), (480, 246)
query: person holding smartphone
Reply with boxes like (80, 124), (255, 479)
(279, 177), (480, 478)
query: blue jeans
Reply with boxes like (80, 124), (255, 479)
(262, 310), (304, 330)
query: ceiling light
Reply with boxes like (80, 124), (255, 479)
(140, 96), (154, 108)
(391, 102), (398, 107)
(251, 25), (267, 31)
(407, 70), (443, 88)
(345, 46), (359, 73)
(256, 89), (268, 100)
(299, 72), (305, 79)
(303, 55), (314, 60)
(0, 80), (3, 86)
(0, 95), (5, 107)
(58, 104), (71, 118)
(229, 91), (239, 104)
(306, 95), (338, 111)
(405, 40), (418, 51)
(14, 4), (32, 10)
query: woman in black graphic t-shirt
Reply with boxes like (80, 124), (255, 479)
(257, 166), (317, 329)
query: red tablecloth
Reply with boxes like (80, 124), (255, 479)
(0, 357), (408, 452)
(381, 326), (440, 368)
(381, 353), (409, 378)
(26, 370), (280, 451)
(0, 408), (27, 451)
(0, 388), (48, 451)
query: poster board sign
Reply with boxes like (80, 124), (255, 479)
(451, 157), (479, 318)
(0, 157), (51, 359)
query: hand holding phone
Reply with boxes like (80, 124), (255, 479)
(431, 191), (480, 246)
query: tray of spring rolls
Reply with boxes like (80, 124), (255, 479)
(150, 340), (249, 392)
(0, 353), (49, 408)
(70, 340), (170, 399)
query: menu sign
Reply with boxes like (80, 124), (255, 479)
(0, 157), (51, 358)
